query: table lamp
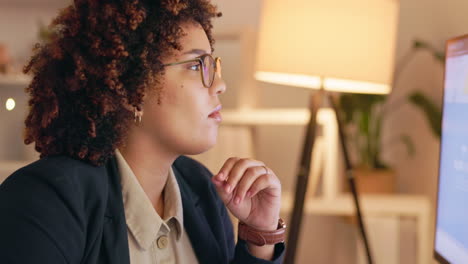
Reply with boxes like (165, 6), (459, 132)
(254, 0), (399, 263)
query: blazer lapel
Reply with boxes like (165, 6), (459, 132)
(173, 165), (224, 264)
(98, 155), (224, 264)
(98, 156), (130, 264)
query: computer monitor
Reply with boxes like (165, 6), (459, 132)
(434, 34), (468, 264)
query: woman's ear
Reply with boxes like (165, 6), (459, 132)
(121, 97), (144, 114)
(121, 98), (144, 126)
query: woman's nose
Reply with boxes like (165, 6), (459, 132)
(211, 75), (226, 95)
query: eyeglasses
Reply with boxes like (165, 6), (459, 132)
(163, 54), (222, 88)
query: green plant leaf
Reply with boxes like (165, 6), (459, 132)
(413, 40), (429, 49)
(413, 39), (445, 63)
(433, 52), (445, 63)
(408, 91), (442, 138)
(338, 94), (386, 123)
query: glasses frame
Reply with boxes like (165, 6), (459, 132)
(163, 54), (222, 88)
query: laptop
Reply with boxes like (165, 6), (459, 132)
(434, 34), (468, 264)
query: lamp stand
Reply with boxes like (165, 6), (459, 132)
(284, 89), (374, 264)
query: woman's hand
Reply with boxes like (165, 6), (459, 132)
(211, 157), (281, 231)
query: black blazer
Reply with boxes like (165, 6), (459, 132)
(0, 155), (284, 264)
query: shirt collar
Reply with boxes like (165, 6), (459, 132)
(164, 166), (184, 239)
(115, 149), (184, 250)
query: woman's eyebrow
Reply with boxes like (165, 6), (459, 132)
(182, 48), (211, 55)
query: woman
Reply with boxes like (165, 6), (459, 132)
(0, 0), (286, 263)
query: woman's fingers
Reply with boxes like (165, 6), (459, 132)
(233, 166), (268, 205)
(215, 157), (240, 182)
(222, 158), (263, 194)
(211, 174), (233, 204)
(246, 173), (277, 199)
(213, 157), (277, 207)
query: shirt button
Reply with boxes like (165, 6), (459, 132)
(157, 235), (169, 249)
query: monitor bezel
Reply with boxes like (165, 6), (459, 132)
(433, 33), (468, 264)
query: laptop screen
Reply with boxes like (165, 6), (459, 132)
(434, 34), (468, 264)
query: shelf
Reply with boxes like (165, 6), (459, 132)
(222, 108), (312, 125)
(221, 108), (339, 126)
(280, 192), (432, 264)
(0, 74), (31, 87)
(281, 192), (431, 217)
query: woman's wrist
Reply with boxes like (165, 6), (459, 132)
(246, 243), (275, 261)
(257, 219), (280, 232)
(245, 223), (278, 260)
(238, 217), (285, 261)
(243, 214), (281, 232)
(246, 222), (278, 260)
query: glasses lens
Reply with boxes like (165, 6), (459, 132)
(216, 57), (222, 79)
(202, 55), (215, 88)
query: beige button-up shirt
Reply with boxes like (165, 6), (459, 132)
(115, 149), (199, 264)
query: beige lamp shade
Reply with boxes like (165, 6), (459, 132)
(255, 0), (399, 94)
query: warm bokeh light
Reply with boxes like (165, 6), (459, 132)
(255, 72), (391, 94)
(5, 98), (15, 111)
(254, 0), (398, 95)
(323, 78), (391, 94)
(255, 71), (322, 89)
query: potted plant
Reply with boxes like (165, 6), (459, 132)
(338, 39), (443, 193)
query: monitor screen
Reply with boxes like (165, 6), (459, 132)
(434, 34), (468, 264)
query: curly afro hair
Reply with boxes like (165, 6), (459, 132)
(22, 0), (221, 166)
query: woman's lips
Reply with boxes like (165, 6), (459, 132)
(208, 104), (222, 122)
(208, 111), (222, 122)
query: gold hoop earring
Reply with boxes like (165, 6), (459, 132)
(134, 107), (142, 126)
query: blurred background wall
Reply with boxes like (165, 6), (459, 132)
(2, 0), (468, 263)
